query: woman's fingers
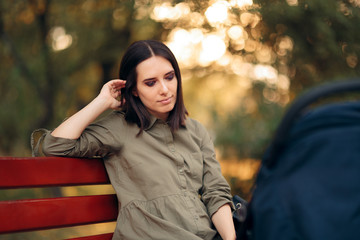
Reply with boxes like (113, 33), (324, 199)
(109, 79), (126, 89)
(96, 80), (126, 110)
(107, 80), (125, 95)
(102, 79), (126, 109)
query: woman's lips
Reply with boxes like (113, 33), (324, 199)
(159, 96), (172, 104)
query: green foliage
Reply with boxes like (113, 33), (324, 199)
(214, 82), (284, 159)
(255, 0), (360, 91)
(0, 0), (162, 156)
(213, 0), (360, 161)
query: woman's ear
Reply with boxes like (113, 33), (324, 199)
(132, 89), (138, 97)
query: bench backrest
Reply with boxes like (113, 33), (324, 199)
(0, 157), (118, 240)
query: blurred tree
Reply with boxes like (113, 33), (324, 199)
(0, 0), (162, 156)
(255, 0), (360, 92)
(201, 0), (360, 163)
(214, 82), (284, 160)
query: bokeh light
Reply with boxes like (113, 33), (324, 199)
(286, 0), (299, 6)
(199, 35), (227, 66)
(228, 25), (245, 40)
(229, 0), (254, 9)
(205, 1), (229, 25)
(50, 26), (73, 51)
(152, 2), (190, 21)
(151, 0), (290, 106)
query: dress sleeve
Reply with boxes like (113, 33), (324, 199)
(42, 112), (122, 158)
(198, 123), (234, 217)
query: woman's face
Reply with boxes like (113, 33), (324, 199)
(133, 56), (178, 121)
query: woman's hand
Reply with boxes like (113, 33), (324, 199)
(98, 79), (126, 110)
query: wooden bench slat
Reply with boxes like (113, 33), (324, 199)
(0, 157), (110, 188)
(0, 194), (118, 234)
(66, 233), (114, 240)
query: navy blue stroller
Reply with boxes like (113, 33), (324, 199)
(235, 79), (360, 240)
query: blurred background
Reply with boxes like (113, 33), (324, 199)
(1, 0), (360, 239)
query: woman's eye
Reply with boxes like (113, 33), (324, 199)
(145, 81), (156, 87)
(165, 73), (175, 80)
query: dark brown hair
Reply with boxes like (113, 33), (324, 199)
(119, 40), (188, 134)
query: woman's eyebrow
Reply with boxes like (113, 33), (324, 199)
(143, 77), (156, 82)
(164, 70), (175, 76)
(143, 70), (175, 82)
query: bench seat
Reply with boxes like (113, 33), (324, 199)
(0, 157), (118, 239)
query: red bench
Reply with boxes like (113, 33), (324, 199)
(0, 157), (118, 239)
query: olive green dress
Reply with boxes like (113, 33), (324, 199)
(39, 111), (233, 240)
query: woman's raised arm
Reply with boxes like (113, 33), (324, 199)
(51, 79), (126, 139)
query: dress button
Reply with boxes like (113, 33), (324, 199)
(168, 144), (175, 152)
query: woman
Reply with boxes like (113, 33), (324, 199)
(38, 40), (236, 240)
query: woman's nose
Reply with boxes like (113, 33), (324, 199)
(159, 80), (169, 94)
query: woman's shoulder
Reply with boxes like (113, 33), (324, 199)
(185, 117), (207, 134)
(93, 110), (127, 128)
(108, 110), (126, 120)
(183, 117), (213, 146)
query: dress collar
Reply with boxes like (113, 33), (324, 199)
(145, 115), (188, 131)
(144, 114), (160, 131)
